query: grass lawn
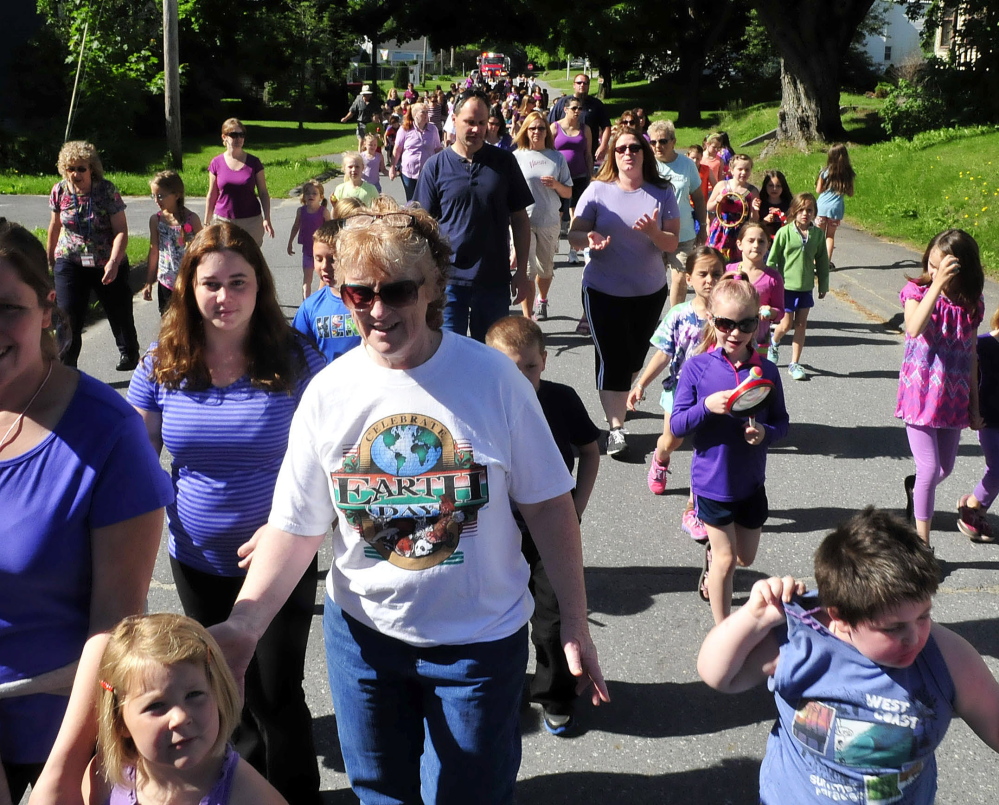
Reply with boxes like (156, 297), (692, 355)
(2, 121), (361, 198)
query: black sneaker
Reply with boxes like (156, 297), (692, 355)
(904, 475), (915, 523)
(543, 709), (575, 736)
(116, 354), (139, 372)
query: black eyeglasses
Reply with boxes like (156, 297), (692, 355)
(340, 279), (424, 310)
(567, 106), (582, 112)
(711, 315), (760, 334)
(650, 138), (673, 146)
(614, 143), (642, 154)
(226, 131), (246, 138)
(68, 166), (89, 173)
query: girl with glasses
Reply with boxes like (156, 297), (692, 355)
(671, 274), (789, 623)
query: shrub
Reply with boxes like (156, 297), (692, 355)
(874, 82), (893, 99)
(881, 79), (945, 140)
(394, 65), (410, 89)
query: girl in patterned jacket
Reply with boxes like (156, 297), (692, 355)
(895, 229), (985, 545)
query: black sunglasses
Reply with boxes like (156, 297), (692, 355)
(650, 138), (673, 146)
(567, 105), (582, 112)
(68, 166), (89, 173)
(340, 279), (424, 310)
(226, 131), (246, 138)
(712, 315), (760, 334)
(614, 143), (642, 154)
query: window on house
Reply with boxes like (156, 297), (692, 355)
(884, 46), (892, 61)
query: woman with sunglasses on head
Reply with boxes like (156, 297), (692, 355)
(46, 141), (141, 371)
(514, 111), (573, 321)
(390, 102), (443, 202)
(204, 118), (274, 246)
(551, 99), (593, 264)
(126, 223), (325, 804)
(569, 128), (681, 458)
(207, 196), (608, 805)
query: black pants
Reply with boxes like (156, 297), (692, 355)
(53, 257), (139, 367)
(170, 556), (322, 805)
(521, 530), (577, 715)
(2, 761), (44, 803)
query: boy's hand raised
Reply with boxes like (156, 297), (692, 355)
(746, 576), (804, 628)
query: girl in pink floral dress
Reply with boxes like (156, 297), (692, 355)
(895, 229), (985, 545)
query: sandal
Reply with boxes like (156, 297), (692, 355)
(698, 544), (712, 602)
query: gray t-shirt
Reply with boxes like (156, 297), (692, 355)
(655, 153), (701, 243)
(513, 148), (572, 229)
(575, 180), (679, 297)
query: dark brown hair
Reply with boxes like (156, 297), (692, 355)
(594, 129), (668, 188)
(907, 228), (984, 313)
(0, 219), (60, 359)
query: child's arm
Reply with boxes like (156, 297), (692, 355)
(143, 214), (159, 302)
(933, 623), (999, 752)
(229, 756), (290, 805)
(904, 254), (959, 337)
(287, 207), (301, 256)
(627, 349), (671, 410)
(572, 440), (600, 519)
(815, 171), (826, 194)
(698, 576), (803, 693)
(766, 227), (785, 271)
(969, 347), (984, 429)
(705, 180), (724, 212)
(378, 153), (388, 177)
(188, 210), (203, 237)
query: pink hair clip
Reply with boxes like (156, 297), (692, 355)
(99, 679), (115, 693)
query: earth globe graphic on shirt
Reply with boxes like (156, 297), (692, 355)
(371, 424), (444, 476)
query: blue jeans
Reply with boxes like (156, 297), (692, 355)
(323, 597), (527, 805)
(442, 282), (512, 342)
(401, 173), (419, 201)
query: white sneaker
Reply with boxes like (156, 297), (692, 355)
(568, 249), (579, 265)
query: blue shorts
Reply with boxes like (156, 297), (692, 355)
(695, 486), (769, 529)
(783, 289), (814, 312)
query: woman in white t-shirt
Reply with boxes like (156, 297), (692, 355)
(209, 198), (608, 805)
(513, 111), (573, 322)
(568, 128), (681, 458)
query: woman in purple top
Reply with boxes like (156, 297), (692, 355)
(568, 128), (681, 458)
(0, 220), (172, 804)
(389, 102), (442, 201)
(204, 118), (274, 247)
(551, 101), (593, 264)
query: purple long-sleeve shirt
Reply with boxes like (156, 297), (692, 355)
(670, 349), (789, 502)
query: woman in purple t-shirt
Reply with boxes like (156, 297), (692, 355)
(204, 118), (274, 246)
(568, 128), (681, 458)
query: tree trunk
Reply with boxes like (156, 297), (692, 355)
(675, 2), (734, 127)
(754, 0), (875, 148)
(595, 58), (612, 100)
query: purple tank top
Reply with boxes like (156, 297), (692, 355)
(553, 124), (589, 178)
(108, 745), (240, 805)
(297, 206), (326, 247)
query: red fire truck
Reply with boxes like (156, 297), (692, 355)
(479, 52), (510, 79)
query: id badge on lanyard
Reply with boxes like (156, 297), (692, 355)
(81, 252), (96, 268)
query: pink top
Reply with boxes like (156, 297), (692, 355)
(895, 281), (984, 428)
(209, 154), (263, 219)
(725, 263), (785, 345)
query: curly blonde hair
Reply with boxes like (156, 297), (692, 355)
(56, 141), (104, 182)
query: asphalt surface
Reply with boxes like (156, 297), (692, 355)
(6, 166), (999, 804)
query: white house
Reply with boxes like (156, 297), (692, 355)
(861, 1), (926, 67)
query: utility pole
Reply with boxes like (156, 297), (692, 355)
(163, 0), (182, 168)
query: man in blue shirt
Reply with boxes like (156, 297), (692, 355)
(415, 91), (534, 341)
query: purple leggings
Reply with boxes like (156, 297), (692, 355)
(974, 427), (999, 509)
(906, 425), (960, 522)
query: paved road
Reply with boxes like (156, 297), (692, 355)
(7, 169), (999, 804)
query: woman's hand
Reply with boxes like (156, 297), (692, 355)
(587, 231), (610, 251)
(540, 175), (555, 189)
(101, 261), (118, 285)
(704, 389), (734, 414)
(207, 620), (257, 698)
(263, 219), (275, 239)
(237, 531), (260, 570)
(286, 243), (295, 256)
(141, 283), (154, 302)
(632, 207), (660, 238)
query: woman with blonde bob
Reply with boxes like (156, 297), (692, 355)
(47, 140), (140, 370)
(127, 223), (325, 804)
(513, 111), (572, 321)
(86, 613), (286, 805)
(208, 195), (608, 805)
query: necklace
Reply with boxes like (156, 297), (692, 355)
(0, 361), (54, 454)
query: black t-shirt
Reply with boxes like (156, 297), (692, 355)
(536, 379), (601, 474)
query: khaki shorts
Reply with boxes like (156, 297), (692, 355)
(664, 238), (698, 273)
(527, 224), (560, 281)
(213, 213), (265, 247)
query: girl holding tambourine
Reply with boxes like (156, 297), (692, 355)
(706, 154), (760, 262)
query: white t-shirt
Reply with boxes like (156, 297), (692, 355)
(269, 331), (574, 646)
(656, 152), (701, 243)
(513, 148), (572, 229)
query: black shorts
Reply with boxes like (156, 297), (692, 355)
(569, 175), (591, 209)
(583, 283), (669, 392)
(696, 486), (769, 529)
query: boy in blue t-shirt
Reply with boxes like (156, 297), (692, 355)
(698, 507), (999, 804)
(486, 316), (600, 737)
(292, 219), (362, 363)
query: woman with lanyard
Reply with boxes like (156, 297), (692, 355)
(204, 118), (275, 247)
(46, 141), (140, 371)
(389, 102), (443, 202)
(551, 100), (593, 265)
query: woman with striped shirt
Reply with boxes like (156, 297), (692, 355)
(127, 223), (325, 805)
